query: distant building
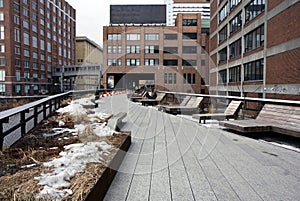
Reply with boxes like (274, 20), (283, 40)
(74, 36), (103, 90)
(76, 36), (103, 65)
(52, 37), (103, 92)
(0, 0), (76, 96)
(209, 0), (300, 100)
(103, 11), (209, 94)
(165, 0), (210, 26)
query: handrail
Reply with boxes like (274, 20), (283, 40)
(158, 91), (300, 106)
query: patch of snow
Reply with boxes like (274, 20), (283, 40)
(21, 163), (37, 169)
(57, 102), (87, 115)
(92, 123), (116, 137)
(58, 120), (65, 127)
(35, 141), (112, 201)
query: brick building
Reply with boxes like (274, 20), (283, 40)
(0, 0), (76, 96)
(209, 0), (300, 100)
(103, 12), (209, 94)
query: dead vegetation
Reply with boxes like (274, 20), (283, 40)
(0, 98), (127, 201)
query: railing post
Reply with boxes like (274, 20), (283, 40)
(43, 103), (47, 119)
(20, 111), (26, 137)
(34, 106), (38, 127)
(0, 122), (3, 151)
(49, 100), (52, 114)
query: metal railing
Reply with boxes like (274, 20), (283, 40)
(159, 91), (300, 117)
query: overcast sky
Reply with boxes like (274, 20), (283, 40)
(66, 0), (165, 46)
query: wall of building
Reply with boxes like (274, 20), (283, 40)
(0, 0), (76, 96)
(209, 0), (300, 100)
(103, 13), (209, 94)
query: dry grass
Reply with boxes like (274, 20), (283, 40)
(71, 113), (90, 124)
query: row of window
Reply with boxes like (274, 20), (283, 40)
(108, 45), (200, 54)
(219, 0), (265, 24)
(14, 59), (53, 71)
(218, 25), (264, 63)
(107, 33), (197, 41)
(218, 58), (264, 83)
(107, 59), (205, 67)
(0, 69), (51, 82)
(163, 73), (197, 85)
(0, 83), (51, 94)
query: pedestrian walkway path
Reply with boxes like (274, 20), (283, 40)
(99, 95), (300, 201)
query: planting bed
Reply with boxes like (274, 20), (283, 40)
(0, 96), (130, 200)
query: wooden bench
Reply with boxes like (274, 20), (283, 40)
(107, 112), (127, 131)
(192, 100), (243, 124)
(163, 97), (203, 115)
(130, 91), (147, 102)
(140, 93), (166, 106)
(219, 104), (300, 138)
(158, 95), (191, 111)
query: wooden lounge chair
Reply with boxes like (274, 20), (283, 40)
(162, 97), (203, 115)
(130, 91), (147, 102)
(140, 92), (166, 106)
(192, 100), (243, 124)
(158, 95), (191, 111)
(219, 104), (300, 138)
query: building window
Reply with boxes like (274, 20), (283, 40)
(32, 13), (37, 21)
(33, 52), (38, 59)
(163, 47), (178, 54)
(164, 34), (177, 40)
(126, 34), (140, 41)
(182, 59), (197, 67)
(0, 12), (4, 21)
(24, 60), (30, 68)
(219, 69), (227, 83)
(163, 60), (178, 66)
(108, 34), (121, 40)
(13, 3), (20, 12)
(126, 59), (140, 66)
(16, 71), (21, 81)
(145, 45), (159, 54)
(164, 73), (167, 84)
(24, 49), (30, 57)
(23, 20), (29, 29)
(117, 59), (122, 66)
(174, 73), (177, 84)
(126, 45), (140, 54)
(182, 46), (197, 54)
(182, 19), (197, 26)
(40, 39), (45, 50)
(118, 46), (122, 54)
(32, 25), (37, 32)
(244, 59), (264, 81)
(0, 25), (4, 40)
(32, 2), (37, 10)
(112, 46), (117, 53)
(229, 38), (242, 59)
(0, 0), (3, 8)
(0, 69), (5, 81)
(245, 25), (264, 52)
(168, 73), (173, 84)
(14, 28), (20, 42)
(144, 59), (159, 66)
(15, 46), (20, 55)
(32, 62), (38, 69)
(0, 83), (4, 93)
(245, 0), (265, 23)
(182, 33), (197, 40)
(229, 65), (241, 82)
(229, 12), (242, 34)
(23, 8), (29, 17)
(145, 33), (159, 40)
(219, 25), (227, 43)
(14, 15), (20, 24)
(15, 59), (21, 66)
(183, 73), (196, 84)
(218, 47), (227, 64)
(219, 3), (228, 23)
(107, 46), (112, 53)
(201, 59), (206, 66)
(23, 32), (29, 45)
(230, 0), (241, 10)
(32, 36), (37, 48)
(0, 43), (4, 52)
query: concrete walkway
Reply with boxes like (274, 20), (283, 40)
(99, 95), (300, 201)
